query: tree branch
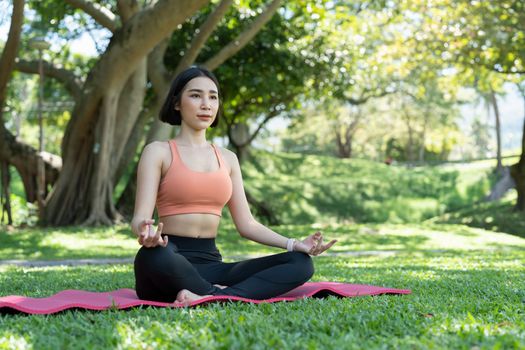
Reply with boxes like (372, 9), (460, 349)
(117, 0), (140, 22)
(61, 0), (210, 156)
(242, 109), (280, 147)
(345, 89), (392, 105)
(0, 0), (24, 110)
(489, 66), (525, 75)
(176, 0), (234, 71)
(204, 0), (282, 70)
(15, 59), (83, 101)
(147, 39), (171, 96)
(64, 0), (118, 32)
(0, 123), (61, 202)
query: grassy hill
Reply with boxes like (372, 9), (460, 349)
(5, 149), (523, 237)
(240, 150), (510, 227)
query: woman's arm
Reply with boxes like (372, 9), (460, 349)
(131, 142), (167, 247)
(225, 149), (335, 254)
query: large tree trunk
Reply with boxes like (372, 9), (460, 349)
(334, 127), (352, 158)
(333, 111), (361, 159)
(510, 142), (525, 211)
(1, 161), (13, 225)
(229, 123), (251, 162)
(486, 166), (515, 201)
(489, 88), (503, 173)
(0, 0), (24, 224)
(510, 83), (525, 211)
(401, 104), (416, 163)
(418, 107), (430, 163)
(0, 0), (25, 226)
(110, 60), (147, 181)
(43, 0), (210, 225)
(0, 125), (60, 202)
(0, 0), (24, 106)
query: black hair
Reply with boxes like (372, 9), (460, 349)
(159, 66), (221, 127)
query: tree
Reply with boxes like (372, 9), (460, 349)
(0, 0), (25, 225)
(406, 0), (525, 209)
(511, 80), (525, 210)
(2, 0), (287, 225)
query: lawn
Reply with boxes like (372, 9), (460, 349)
(1, 223), (524, 349)
(2, 153), (524, 348)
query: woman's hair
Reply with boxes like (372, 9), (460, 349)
(159, 66), (221, 127)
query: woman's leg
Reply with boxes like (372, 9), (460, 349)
(194, 251), (314, 300)
(134, 241), (220, 302)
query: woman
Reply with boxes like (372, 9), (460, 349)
(132, 66), (336, 305)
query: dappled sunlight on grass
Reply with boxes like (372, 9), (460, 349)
(432, 192), (525, 238)
(0, 265), (134, 297)
(1, 222), (524, 261)
(40, 232), (137, 254)
(0, 225), (138, 260)
(0, 333), (30, 349)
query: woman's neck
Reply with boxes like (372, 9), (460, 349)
(176, 124), (208, 147)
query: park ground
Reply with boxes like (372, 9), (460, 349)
(0, 154), (524, 349)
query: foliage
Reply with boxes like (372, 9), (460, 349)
(3, 148), (509, 228)
(277, 2), (474, 162)
(163, 0), (337, 143)
(3, 0), (524, 223)
(416, 0), (525, 75)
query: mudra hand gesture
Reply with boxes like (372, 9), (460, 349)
(137, 219), (168, 248)
(294, 231), (336, 256)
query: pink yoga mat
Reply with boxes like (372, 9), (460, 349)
(0, 282), (411, 315)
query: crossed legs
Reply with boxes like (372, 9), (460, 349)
(134, 243), (314, 303)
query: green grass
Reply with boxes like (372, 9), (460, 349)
(1, 152), (524, 348)
(1, 223), (524, 349)
(0, 225), (137, 261)
(431, 192), (525, 238)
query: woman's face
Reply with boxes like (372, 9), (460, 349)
(176, 77), (219, 130)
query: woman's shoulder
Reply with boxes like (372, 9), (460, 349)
(214, 145), (239, 168)
(214, 145), (237, 159)
(142, 141), (171, 159)
(144, 140), (170, 151)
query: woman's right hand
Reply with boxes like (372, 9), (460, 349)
(136, 219), (168, 248)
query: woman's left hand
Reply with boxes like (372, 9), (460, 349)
(294, 231), (337, 256)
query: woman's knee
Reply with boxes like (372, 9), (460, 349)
(288, 251), (314, 281)
(134, 245), (181, 275)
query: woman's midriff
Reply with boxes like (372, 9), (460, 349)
(159, 213), (220, 238)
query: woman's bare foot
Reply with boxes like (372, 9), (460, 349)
(175, 289), (211, 306)
(213, 284), (227, 289)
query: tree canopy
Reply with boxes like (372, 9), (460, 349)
(1, 0), (524, 226)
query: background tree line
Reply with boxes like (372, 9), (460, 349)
(0, 0), (524, 227)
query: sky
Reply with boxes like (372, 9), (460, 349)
(1, 21), (523, 153)
(459, 85), (523, 153)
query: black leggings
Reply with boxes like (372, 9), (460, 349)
(134, 235), (314, 302)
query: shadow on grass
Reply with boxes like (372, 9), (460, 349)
(432, 197), (525, 238)
(0, 265), (134, 297)
(0, 225), (137, 261)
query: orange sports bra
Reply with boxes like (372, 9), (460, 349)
(156, 140), (233, 217)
